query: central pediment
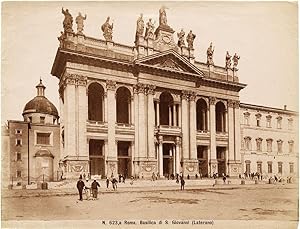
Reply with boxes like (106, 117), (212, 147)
(134, 49), (204, 77)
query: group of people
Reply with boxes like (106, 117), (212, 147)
(76, 175), (100, 201)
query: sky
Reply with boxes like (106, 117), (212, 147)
(2, 1), (298, 123)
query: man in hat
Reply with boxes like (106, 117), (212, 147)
(91, 179), (100, 199)
(76, 175), (85, 201)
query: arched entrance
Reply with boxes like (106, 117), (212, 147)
(159, 92), (174, 126)
(88, 83), (104, 121)
(116, 87), (131, 124)
(216, 102), (226, 132)
(196, 99), (208, 131)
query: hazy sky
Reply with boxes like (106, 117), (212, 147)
(2, 1), (298, 123)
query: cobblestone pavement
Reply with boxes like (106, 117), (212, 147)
(2, 182), (298, 229)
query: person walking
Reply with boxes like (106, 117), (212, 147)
(180, 177), (185, 190)
(91, 179), (100, 199)
(84, 179), (91, 200)
(112, 177), (118, 191)
(106, 177), (110, 189)
(76, 175), (85, 201)
(223, 174), (227, 184)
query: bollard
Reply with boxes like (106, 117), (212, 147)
(241, 180), (245, 185)
(255, 180), (259, 184)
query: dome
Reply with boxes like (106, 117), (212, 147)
(23, 96), (58, 117)
(22, 79), (59, 117)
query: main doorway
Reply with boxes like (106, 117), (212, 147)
(217, 146), (226, 175)
(197, 145), (208, 177)
(89, 139), (105, 177)
(163, 143), (174, 177)
(117, 141), (132, 178)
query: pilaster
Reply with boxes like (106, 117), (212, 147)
(181, 91), (189, 160)
(189, 92), (197, 160)
(158, 136), (163, 177)
(106, 80), (117, 176)
(228, 100), (235, 162)
(147, 85), (156, 158)
(209, 96), (217, 176)
(137, 83), (147, 158)
(133, 85), (139, 177)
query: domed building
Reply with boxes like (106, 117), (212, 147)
(7, 80), (61, 185)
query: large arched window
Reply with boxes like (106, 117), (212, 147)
(116, 87), (131, 124)
(159, 92), (173, 126)
(196, 99), (208, 131)
(88, 83), (104, 121)
(216, 102), (226, 132)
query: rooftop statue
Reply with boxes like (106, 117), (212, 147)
(225, 51), (232, 70)
(75, 12), (87, 35)
(207, 42), (214, 66)
(101, 17), (113, 41)
(186, 30), (196, 49)
(233, 53), (240, 70)
(58, 31), (66, 48)
(62, 8), (74, 33)
(159, 6), (168, 26)
(145, 18), (155, 40)
(136, 14), (145, 39)
(177, 29), (185, 47)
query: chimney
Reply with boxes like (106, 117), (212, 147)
(284, 105), (287, 110)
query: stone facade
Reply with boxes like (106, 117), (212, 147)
(51, 8), (247, 179)
(240, 103), (298, 178)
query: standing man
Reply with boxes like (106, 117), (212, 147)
(180, 176), (185, 190)
(106, 177), (110, 190)
(91, 179), (100, 199)
(76, 175), (85, 201)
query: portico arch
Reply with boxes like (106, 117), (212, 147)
(196, 98), (208, 131)
(159, 91), (174, 126)
(116, 87), (131, 124)
(88, 82), (104, 121)
(216, 101), (226, 132)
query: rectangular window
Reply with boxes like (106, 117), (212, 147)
(37, 133), (51, 145)
(289, 142), (294, 153)
(267, 140), (272, 152)
(277, 141), (283, 153)
(16, 152), (21, 161)
(290, 163), (294, 173)
(267, 163), (272, 173)
(246, 162), (251, 174)
(17, 171), (21, 178)
(278, 162), (283, 174)
(266, 120), (271, 128)
(288, 119), (293, 130)
(16, 139), (22, 146)
(277, 119), (282, 129)
(40, 117), (45, 124)
(257, 162), (262, 174)
(256, 119), (260, 127)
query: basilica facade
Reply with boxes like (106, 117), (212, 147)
(51, 7), (249, 179)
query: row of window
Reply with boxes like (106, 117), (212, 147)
(243, 112), (293, 130)
(245, 161), (294, 174)
(244, 137), (294, 153)
(15, 133), (51, 146)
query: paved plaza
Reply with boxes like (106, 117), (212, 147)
(2, 180), (298, 228)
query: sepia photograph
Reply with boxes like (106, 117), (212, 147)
(1, 1), (298, 228)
